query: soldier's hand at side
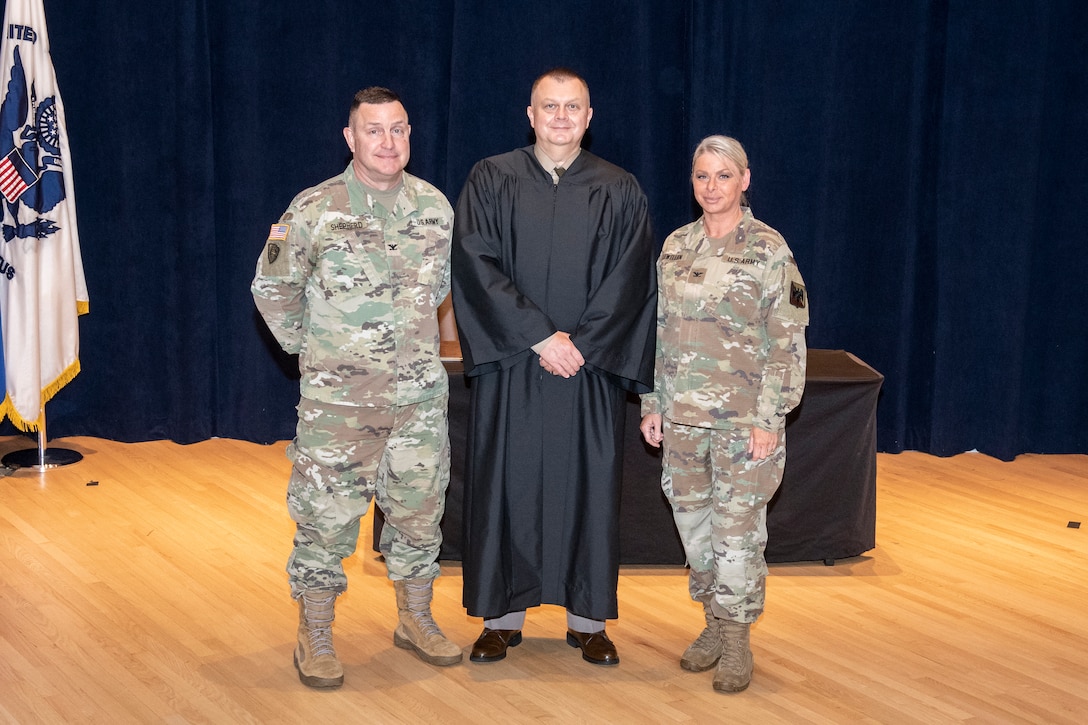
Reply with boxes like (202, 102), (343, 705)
(538, 332), (584, 378)
(640, 414), (664, 448)
(747, 426), (779, 460)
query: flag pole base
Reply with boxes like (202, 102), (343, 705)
(2, 447), (83, 472)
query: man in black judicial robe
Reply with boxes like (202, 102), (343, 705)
(451, 68), (657, 666)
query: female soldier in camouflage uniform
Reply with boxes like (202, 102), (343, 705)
(640, 136), (808, 693)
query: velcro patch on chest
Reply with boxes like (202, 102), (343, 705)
(725, 255), (759, 266)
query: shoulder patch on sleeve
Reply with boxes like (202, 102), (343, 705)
(775, 265), (809, 326)
(259, 223), (292, 276)
(789, 281), (806, 309)
(260, 240), (290, 276)
(268, 223), (290, 241)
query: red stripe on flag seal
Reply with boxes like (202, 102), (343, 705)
(0, 148), (35, 203)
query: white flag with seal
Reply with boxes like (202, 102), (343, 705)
(0, 0), (89, 430)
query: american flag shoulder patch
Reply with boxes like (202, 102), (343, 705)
(268, 223), (290, 241)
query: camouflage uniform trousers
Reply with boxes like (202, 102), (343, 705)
(285, 394), (451, 598)
(661, 418), (785, 623)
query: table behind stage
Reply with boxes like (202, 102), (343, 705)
(375, 349), (883, 565)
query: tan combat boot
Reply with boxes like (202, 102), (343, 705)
(393, 578), (463, 666)
(680, 601), (723, 672)
(294, 589), (344, 688)
(713, 620), (754, 693)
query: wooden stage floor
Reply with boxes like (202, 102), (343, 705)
(1, 436), (1085, 723)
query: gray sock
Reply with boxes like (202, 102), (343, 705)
(484, 611), (526, 630)
(566, 612), (605, 633)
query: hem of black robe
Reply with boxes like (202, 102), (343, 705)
(466, 601), (619, 621)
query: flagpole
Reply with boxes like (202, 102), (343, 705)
(1, 407), (82, 471)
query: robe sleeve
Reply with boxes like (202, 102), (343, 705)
(571, 174), (658, 395)
(451, 160), (558, 376)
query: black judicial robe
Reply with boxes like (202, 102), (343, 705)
(451, 147), (657, 620)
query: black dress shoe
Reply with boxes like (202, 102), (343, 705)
(469, 628), (523, 662)
(566, 629), (619, 666)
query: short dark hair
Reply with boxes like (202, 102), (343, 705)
(349, 86), (401, 117)
(530, 67), (589, 98)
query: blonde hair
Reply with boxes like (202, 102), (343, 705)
(692, 135), (748, 174)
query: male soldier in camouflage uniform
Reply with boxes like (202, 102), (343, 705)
(640, 135), (808, 693)
(252, 86), (462, 689)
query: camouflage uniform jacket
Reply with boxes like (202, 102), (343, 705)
(640, 208), (808, 432)
(252, 165), (453, 407)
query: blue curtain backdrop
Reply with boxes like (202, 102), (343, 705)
(3, 0), (1085, 460)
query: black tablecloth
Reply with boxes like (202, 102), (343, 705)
(376, 349), (883, 565)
